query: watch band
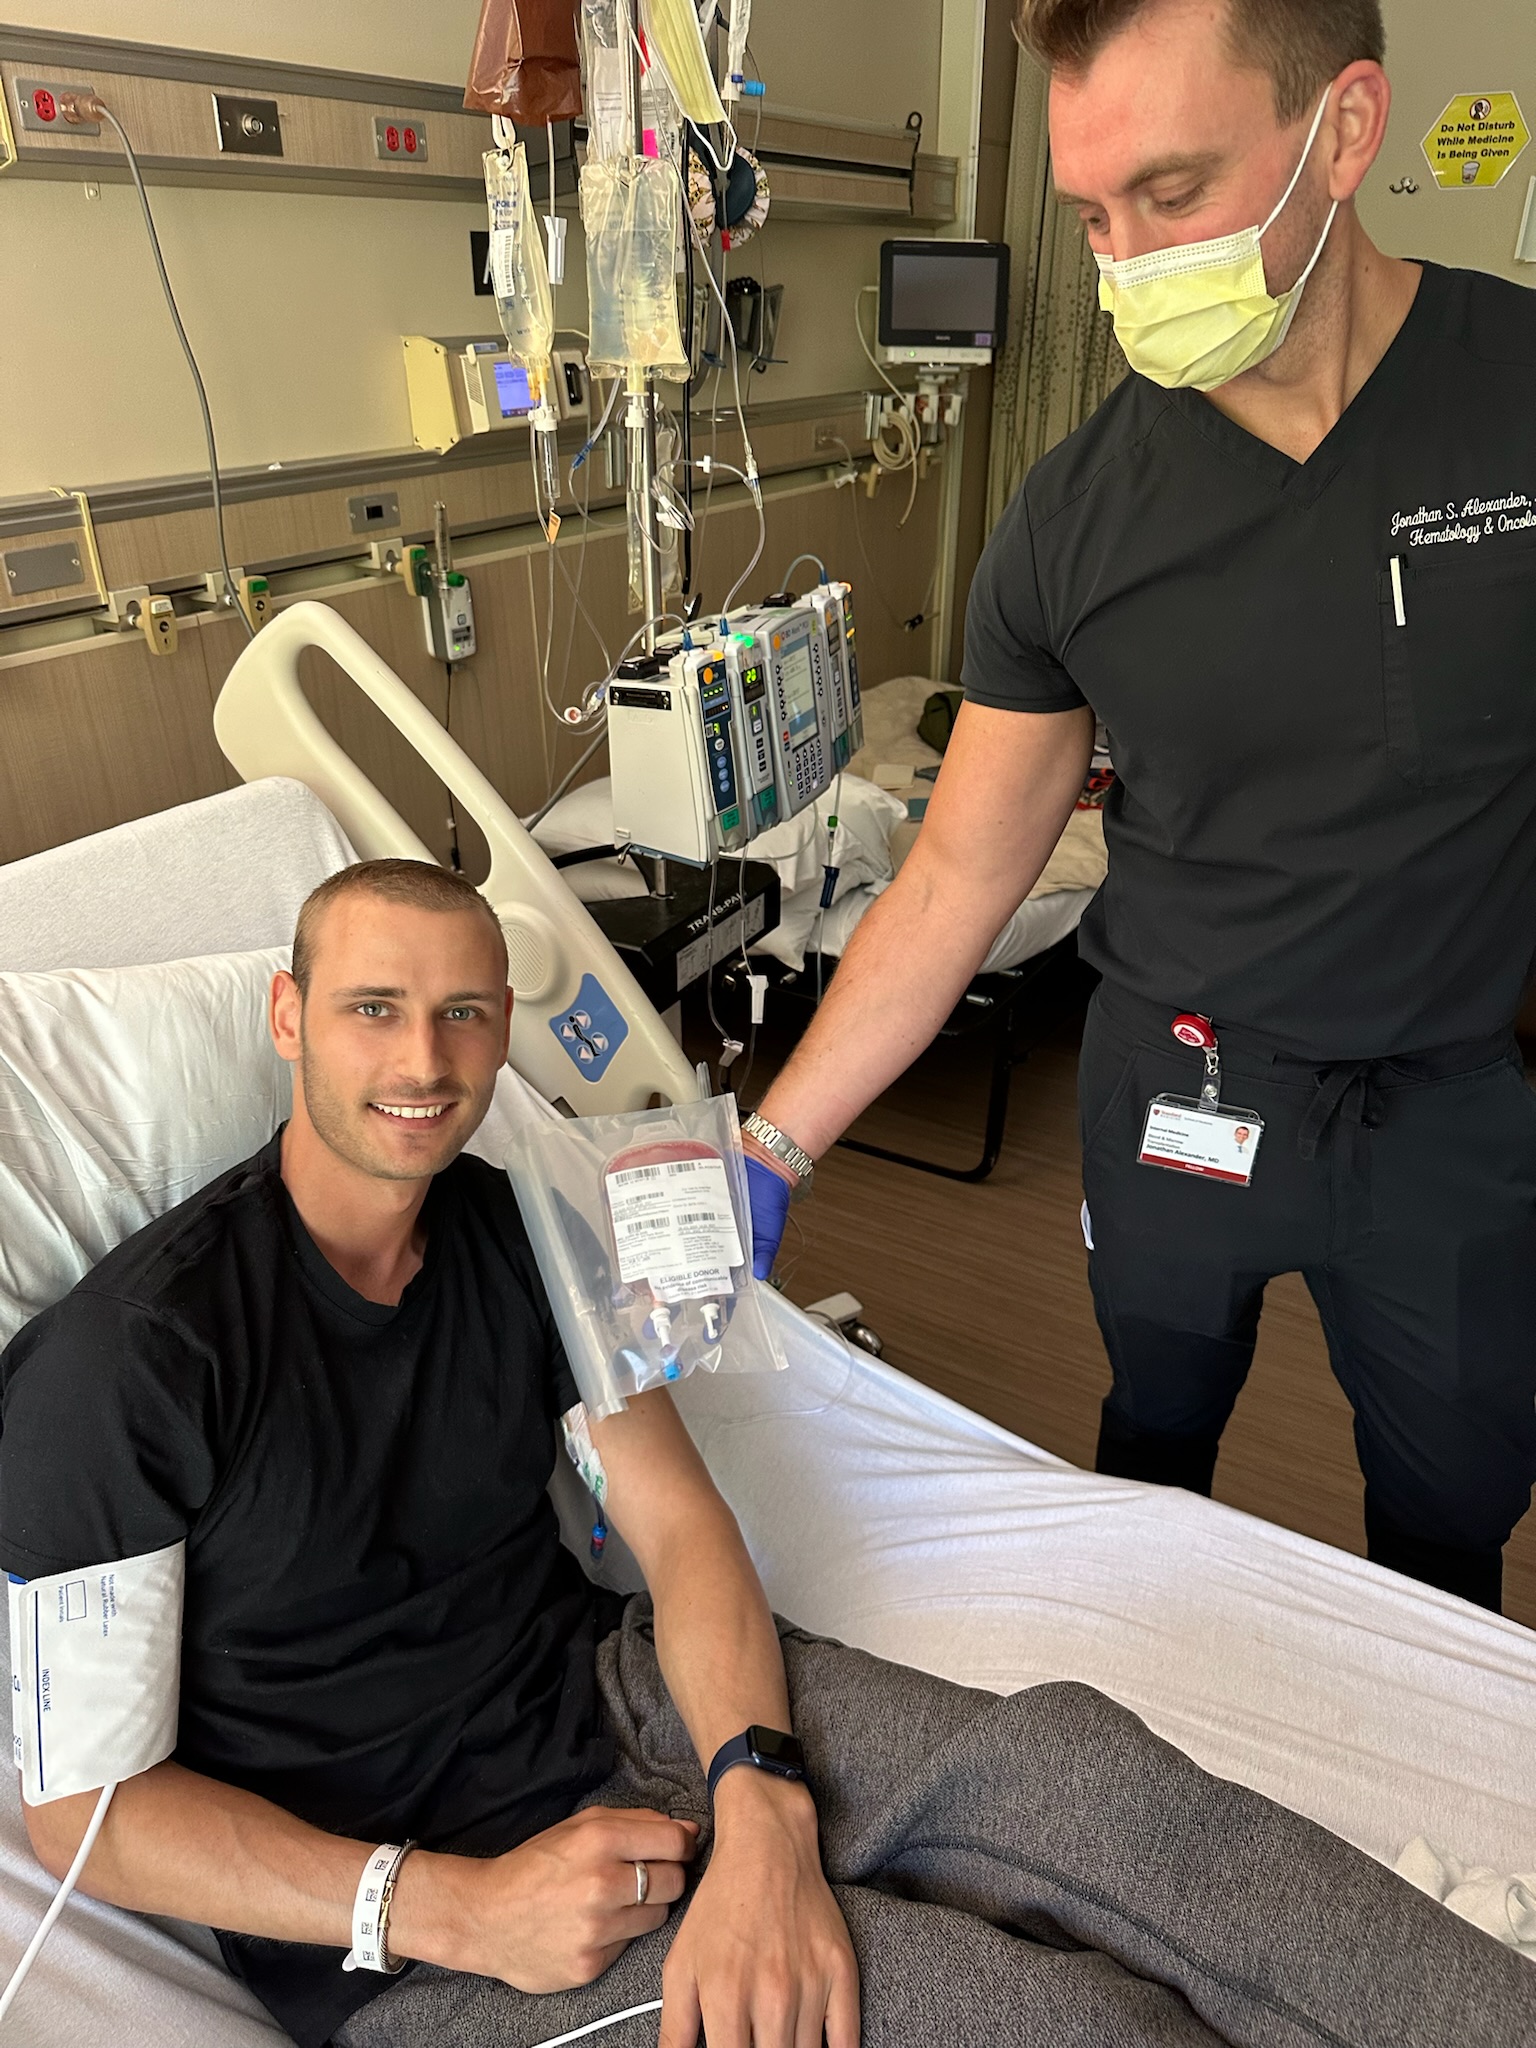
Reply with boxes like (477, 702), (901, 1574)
(742, 1112), (816, 1188)
(342, 1840), (415, 1975)
(706, 1726), (808, 1801)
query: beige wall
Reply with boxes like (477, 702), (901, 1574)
(0, 2), (952, 496)
(1358, 0), (1535, 287)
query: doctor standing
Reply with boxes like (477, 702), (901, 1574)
(740, 0), (1536, 1614)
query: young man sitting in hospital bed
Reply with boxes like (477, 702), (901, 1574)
(0, 862), (1527, 2048)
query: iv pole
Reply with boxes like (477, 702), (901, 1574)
(618, 0), (665, 655)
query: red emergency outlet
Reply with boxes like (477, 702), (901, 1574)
(403, 127), (418, 154)
(32, 88), (57, 122)
(384, 125), (399, 153)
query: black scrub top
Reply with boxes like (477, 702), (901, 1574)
(963, 261), (1536, 1062)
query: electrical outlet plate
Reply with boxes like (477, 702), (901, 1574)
(213, 94), (283, 157)
(373, 116), (429, 162)
(3, 539), (84, 596)
(347, 490), (401, 536)
(14, 78), (99, 135)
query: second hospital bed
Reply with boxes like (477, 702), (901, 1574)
(0, 616), (1531, 2045)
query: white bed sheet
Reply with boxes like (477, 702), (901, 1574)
(676, 1315), (1536, 1878)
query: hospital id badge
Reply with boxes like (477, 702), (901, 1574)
(1138, 1097), (1264, 1187)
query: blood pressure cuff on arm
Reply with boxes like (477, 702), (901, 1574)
(9, 1544), (183, 1805)
(961, 482), (1088, 715)
(0, 1289), (208, 1804)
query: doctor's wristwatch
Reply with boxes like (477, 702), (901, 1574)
(741, 1112), (816, 1201)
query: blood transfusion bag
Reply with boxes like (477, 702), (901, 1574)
(508, 1097), (785, 1418)
(604, 1135), (742, 1386)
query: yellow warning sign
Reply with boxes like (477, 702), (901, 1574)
(1420, 92), (1530, 189)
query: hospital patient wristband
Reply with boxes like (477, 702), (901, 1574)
(343, 1840), (416, 1975)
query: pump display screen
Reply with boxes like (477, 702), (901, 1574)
(493, 359), (533, 417)
(779, 643), (818, 742)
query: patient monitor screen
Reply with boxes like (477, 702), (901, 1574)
(780, 643), (818, 742)
(882, 242), (1007, 348)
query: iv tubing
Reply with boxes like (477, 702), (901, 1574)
(0, 1781), (117, 2024)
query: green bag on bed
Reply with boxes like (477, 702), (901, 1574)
(917, 687), (964, 754)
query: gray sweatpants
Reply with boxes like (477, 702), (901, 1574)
(337, 1599), (1534, 2048)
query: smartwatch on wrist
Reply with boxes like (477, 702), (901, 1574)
(707, 1725), (807, 1801)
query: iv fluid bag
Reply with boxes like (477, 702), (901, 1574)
(484, 143), (556, 375)
(580, 0), (631, 164)
(724, 0), (752, 98)
(580, 0), (684, 161)
(581, 157), (689, 382)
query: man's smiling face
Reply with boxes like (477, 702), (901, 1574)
(272, 892), (512, 1185)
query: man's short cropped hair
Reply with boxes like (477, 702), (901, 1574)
(1014, 0), (1385, 124)
(291, 859), (508, 995)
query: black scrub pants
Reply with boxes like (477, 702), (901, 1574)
(1078, 983), (1536, 1613)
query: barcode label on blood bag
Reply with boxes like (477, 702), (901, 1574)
(606, 1155), (744, 1297)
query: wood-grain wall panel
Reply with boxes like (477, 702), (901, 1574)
(83, 404), (876, 595)
(0, 627), (235, 865)
(3, 471), (947, 868)
(198, 581), (455, 865)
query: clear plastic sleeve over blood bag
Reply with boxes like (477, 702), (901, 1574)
(507, 1095), (786, 1419)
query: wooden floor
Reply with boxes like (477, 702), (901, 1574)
(714, 998), (1536, 1632)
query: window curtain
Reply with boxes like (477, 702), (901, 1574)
(987, 52), (1127, 532)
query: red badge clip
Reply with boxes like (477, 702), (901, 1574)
(1171, 1013), (1217, 1050)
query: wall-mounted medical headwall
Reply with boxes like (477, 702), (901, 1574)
(0, 22), (565, 201)
(0, 24), (955, 225)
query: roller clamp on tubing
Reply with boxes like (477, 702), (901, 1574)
(741, 1112), (815, 1199)
(343, 1841), (416, 1974)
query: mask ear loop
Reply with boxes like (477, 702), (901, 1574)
(1258, 85), (1336, 239)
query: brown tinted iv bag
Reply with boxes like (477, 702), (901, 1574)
(464, 0), (584, 125)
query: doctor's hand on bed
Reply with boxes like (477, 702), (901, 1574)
(743, 1150), (795, 1279)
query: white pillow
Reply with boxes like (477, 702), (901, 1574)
(0, 949), (293, 1347)
(0, 947), (567, 1349)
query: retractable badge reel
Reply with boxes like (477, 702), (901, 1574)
(1137, 1014), (1265, 1186)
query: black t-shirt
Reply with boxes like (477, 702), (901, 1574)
(0, 1134), (619, 2048)
(964, 261), (1536, 1061)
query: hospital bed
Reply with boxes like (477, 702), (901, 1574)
(1, 616), (1533, 2044)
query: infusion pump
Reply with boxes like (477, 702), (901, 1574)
(607, 584), (863, 866)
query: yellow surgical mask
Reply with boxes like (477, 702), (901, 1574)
(1094, 90), (1339, 392)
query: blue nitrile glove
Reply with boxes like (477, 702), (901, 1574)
(744, 1153), (793, 1280)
